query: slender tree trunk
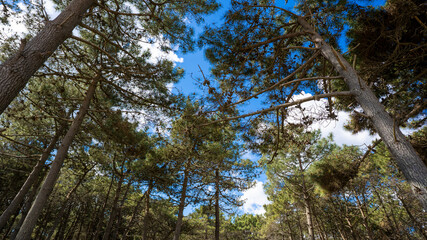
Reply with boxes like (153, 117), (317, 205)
(396, 191), (427, 239)
(102, 173), (124, 240)
(298, 16), (427, 210)
(215, 169), (220, 240)
(112, 178), (132, 239)
(173, 167), (190, 240)
(142, 181), (153, 240)
(372, 186), (398, 237)
(46, 166), (92, 240)
(298, 158), (315, 240)
(15, 76), (99, 240)
(123, 183), (151, 240)
(8, 176), (43, 240)
(0, 0), (95, 114)
(0, 129), (62, 231)
(92, 174), (115, 240)
(353, 191), (374, 240)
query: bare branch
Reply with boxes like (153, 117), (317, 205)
(202, 91), (353, 125)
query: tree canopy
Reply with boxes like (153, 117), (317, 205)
(0, 0), (425, 239)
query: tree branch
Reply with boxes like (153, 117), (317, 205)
(202, 91), (353, 125)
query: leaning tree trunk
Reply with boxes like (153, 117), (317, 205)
(15, 76), (99, 240)
(173, 166), (190, 240)
(297, 16), (427, 211)
(0, 128), (62, 231)
(0, 0), (95, 114)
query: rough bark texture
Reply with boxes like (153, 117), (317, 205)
(0, 0), (95, 114)
(173, 167), (189, 240)
(297, 16), (427, 211)
(0, 130), (61, 231)
(15, 77), (99, 240)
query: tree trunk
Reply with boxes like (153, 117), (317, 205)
(297, 16), (427, 211)
(123, 183), (151, 240)
(0, 129), (62, 231)
(8, 176), (43, 240)
(102, 173), (124, 240)
(215, 169), (220, 240)
(298, 158), (315, 240)
(15, 76), (99, 240)
(142, 181), (153, 240)
(396, 190), (427, 239)
(173, 167), (190, 240)
(46, 166), (92, 240)
(92, 174), (115, 240)
(0, 0), (95, 114)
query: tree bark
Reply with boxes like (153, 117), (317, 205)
(0, 129), (62, 231)
(298, 157), (315, 240)
(214, 169), (220, 240)
(142, 181), (153, 240)
(8, 176), (43, 240)
(15, 76), (99, 240)
(46, 166), (92, 240)
(0, 0), (95, 114)
(102, 173), (124, 240)
(92, 174), (115, 240)
(297, 16), (427, 211)
(173, 166), (190, 240)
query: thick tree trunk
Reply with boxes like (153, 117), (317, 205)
(214, 169), (220, 240)
(0, 0), (95, 114)
(15, 76), (99, 240)
(0, 129), (61, 231)
(173, 167), (189, 240)
(297, 16), (427, 211)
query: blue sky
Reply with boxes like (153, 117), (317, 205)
(2, 0), (386, 216)
(174, 0), (387, 215)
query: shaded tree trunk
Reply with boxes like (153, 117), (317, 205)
(298, 16), (427, 210)
(102, 173), (125, 240)
(142, 181), (154, 240)
(46, 166), (92, 240)
(215, 169), (220, 240)
(92, 174), (115, 240)
(0, 0), (95, 114)
(0, 128), (62, 231)
(8, 176), (43, 240)
(173, 166), (190, 240)
(298, 157), (315, 240)
(15, 76), (99, 240)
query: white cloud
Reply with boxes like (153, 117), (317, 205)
(43, 0), (60, 19)
(240, 180), (270, 215)
(311, 111), (378, 146)
(139, 38), (184, 64)
(286, 92), (377, 147)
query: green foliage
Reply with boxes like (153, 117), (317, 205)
(308, 145), (362, 194)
